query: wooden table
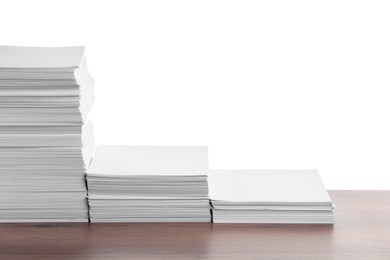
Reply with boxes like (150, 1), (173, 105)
(0, 191), (389, 260)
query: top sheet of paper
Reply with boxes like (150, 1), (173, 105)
(208, 169), (332, 203)
(0, 46), (85, 68)
(87, 145), (209, 176)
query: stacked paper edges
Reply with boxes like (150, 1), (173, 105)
(208, 169), (334, 224)
(86, 145), (210, 222)
(0, 46), (94, 222)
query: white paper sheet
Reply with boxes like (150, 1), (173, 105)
(87, 145), (209, 176)
(0, 46), (84, 68)
(208, 169), (332, 204)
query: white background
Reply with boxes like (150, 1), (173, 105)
(1, 0), (390, 189)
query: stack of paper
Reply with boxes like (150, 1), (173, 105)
(209, 169), (334, 224)
(0, 46), (94, 222)
(86, 145), (210, 222)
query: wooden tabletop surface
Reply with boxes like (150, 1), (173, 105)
(0, 190), (389, 260)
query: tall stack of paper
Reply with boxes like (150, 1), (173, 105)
(209, 169), (334, 224)
(0, 46), (94, 222)
(86, 145), (210, 222)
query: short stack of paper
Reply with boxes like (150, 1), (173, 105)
(209, 169), (334, 224)
(86, 145), (210, 222)
(0, 46), (94, 222)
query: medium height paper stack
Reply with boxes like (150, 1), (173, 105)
(0, 46), (94, 222)
(86, 145), (210, 222)
(209, 169), (334, 224)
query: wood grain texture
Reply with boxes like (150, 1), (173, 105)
(0, 191), (389, 260)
